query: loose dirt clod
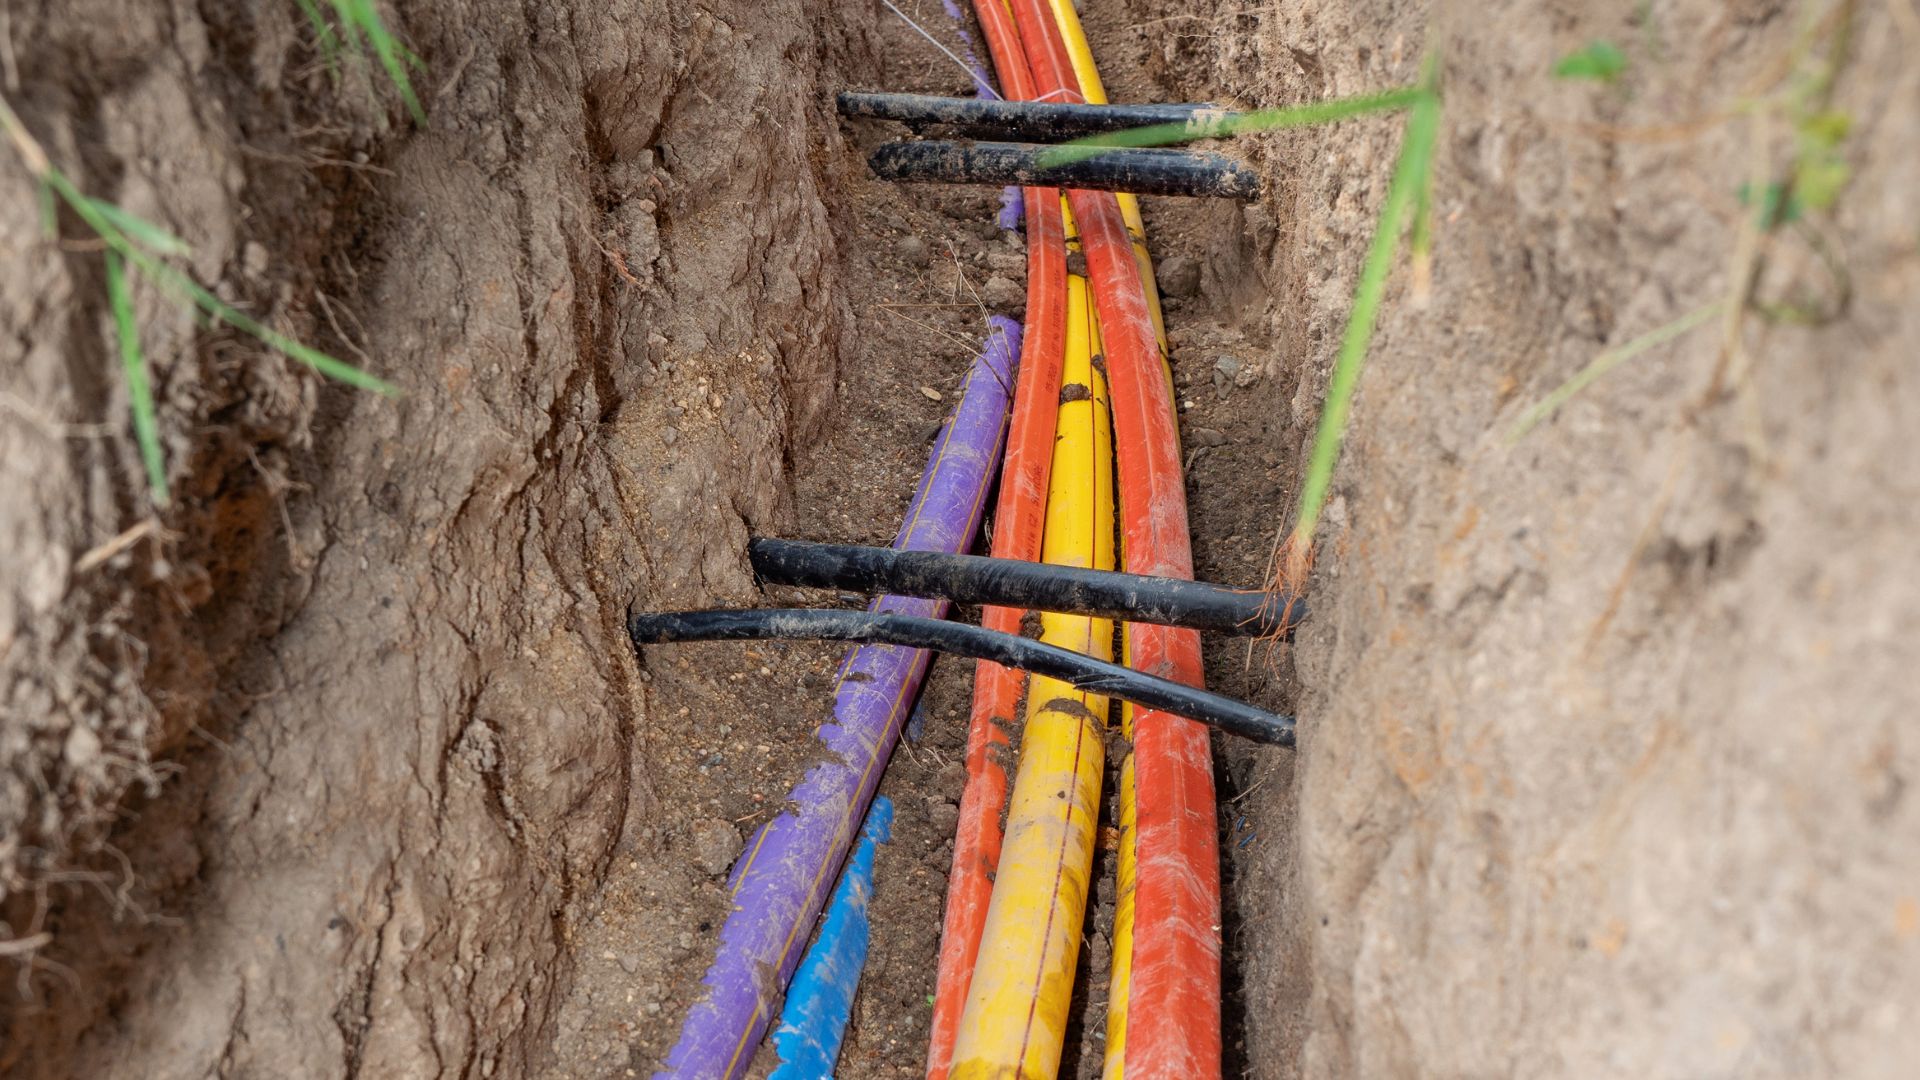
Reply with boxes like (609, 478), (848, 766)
(982, 274), (1024, 312)
(1157, 253), (1201, 297)
(689, 819), (745, 878)
(898, 234), (933, 267)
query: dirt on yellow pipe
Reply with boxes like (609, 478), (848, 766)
(949, 239), (1116, 1079)
(1045, 0), (1169, 360)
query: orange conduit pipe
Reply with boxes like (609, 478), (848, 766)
(1005, 3), (1224, 1076)
(927, 0), (1069, 1074)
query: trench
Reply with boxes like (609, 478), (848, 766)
(9, 0), (1917, 1077)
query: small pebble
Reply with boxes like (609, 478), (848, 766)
(920, 386), (943, 401)
(1214, 355), (1241, 377)
(896, 235), (931, 268)
(1213, 356), (1240, 399)
(64, 725), (101, 769)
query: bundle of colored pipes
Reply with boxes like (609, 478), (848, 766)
(635, 3), (1284, 1076)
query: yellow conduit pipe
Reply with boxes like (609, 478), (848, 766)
(1047, 7), (1147, 1074)
(949, 223), (1116, 1078)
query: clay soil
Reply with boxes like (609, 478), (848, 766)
(4, 1), (1918, 1078)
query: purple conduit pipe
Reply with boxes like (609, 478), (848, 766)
(657, 316), (1022, 1079)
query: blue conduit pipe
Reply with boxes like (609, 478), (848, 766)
(769, 796), (896, 1079)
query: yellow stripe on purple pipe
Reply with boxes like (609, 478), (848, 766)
(950, 265), (1116, 1079)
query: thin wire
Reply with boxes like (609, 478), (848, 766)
(879, 0), (1003, 100)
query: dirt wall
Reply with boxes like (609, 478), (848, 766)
(2, 0), (868, 1074)
(1106, 0), (1920, 1075)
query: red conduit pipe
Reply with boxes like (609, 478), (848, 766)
(927, 1), (1069, 1075)
(1003, 3), (1224, 1075)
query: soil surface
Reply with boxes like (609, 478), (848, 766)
(3, 0), (1917, 1078)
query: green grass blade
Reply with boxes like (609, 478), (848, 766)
(1288, 72), (1443, 554)
(1553, 41), (1628, 82)
(158, 264), (399, 394)
(106, 250), (170, 506)
(49, 175), (397, 396)
(11, 111), (395, 504)
(84, 197), (192, 256)
(44, 168), (131, 246)
(1410, 156), (1435, 258)
(327, 0), (364, 52)
(334, 0), (426, 124)
(1036, 86), (1424, 167)
(1408, 114), (1437, 303)
(1505, 301), (1724, 442)
(35, 177), (56, 237)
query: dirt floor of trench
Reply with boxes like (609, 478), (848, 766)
(563, 10), (1308, 1077)
(5, 0), (1919, 1078)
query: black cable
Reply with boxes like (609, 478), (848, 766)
(867, 141), (1262, 199)
(747, 538), (1304, 637)
(836, 91), (1238, 141)
(627, 608), (1294, 747)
